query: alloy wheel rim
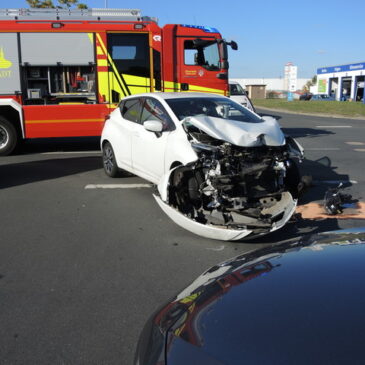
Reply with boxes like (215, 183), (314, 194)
(103, 146), (114, 173)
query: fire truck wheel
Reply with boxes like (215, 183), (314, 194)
(0, 117), (18, 156)
(102, 141), (119, 177)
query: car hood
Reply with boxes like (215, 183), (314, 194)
(157, 228), (365, 364)
(182, 115), (285, 147)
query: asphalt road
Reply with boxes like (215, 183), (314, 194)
(0, 110), (365, 364)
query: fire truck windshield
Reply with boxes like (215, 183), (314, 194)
(186, 38), (238, 71)
(185, 39), (220, 71)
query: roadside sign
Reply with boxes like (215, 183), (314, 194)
(284, 63), (297, 94)
(318, 79), (327, 93)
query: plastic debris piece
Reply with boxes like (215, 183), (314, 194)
(323, 183), (352, 215)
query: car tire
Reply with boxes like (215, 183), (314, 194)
(0, 117), (18, 156)
(102, 141), (119, 177)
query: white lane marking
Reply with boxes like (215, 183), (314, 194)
(346, 142), (365, 146)
(306, 148), (340, 151)
(313, 180), (358, 185)
(316, 125), (352, 128)
(354, 149), (365, 152)
(42, 151), (101, 155)
(85, 184), (152, 189)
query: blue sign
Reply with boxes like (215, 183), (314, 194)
(180, 24), (220, 33)
(287, 92), (293, 101)
(317, 62), (365, 74)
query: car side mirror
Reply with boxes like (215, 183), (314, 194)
(143, 120), (163, 133)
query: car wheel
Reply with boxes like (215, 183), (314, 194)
(0, 117), (18, 156)
(102, 141), (119, 177)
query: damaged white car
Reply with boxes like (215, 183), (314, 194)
(101, 93), (303, 241)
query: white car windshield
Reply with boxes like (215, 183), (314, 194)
(166, 97), (262, 123)
(229, 83), (245, 95)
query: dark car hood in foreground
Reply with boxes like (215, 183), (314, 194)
(136, 228), (365, 365)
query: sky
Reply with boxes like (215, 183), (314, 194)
(3, 0), (365, 79)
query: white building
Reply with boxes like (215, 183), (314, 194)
(231, 78), (310, 93)
(315, 62), (365, 102)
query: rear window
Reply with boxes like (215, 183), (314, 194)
(120, 98), (143, 123)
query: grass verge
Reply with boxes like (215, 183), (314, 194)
(253, 99), (365, 118)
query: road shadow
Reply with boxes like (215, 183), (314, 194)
(0, 156), (101, 189)
(18, 137), (100, 154)
(245, 217), (342, 244)
(281, 127), (335, 138)
(298, 156), (352, 204)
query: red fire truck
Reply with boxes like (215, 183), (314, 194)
(0, 8), (237, 155)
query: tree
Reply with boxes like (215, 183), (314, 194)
(26, 0), (88, 9)
(58, 0), (82, 8)
(26, 0), (55, 7)
(303, 75), (318, 92)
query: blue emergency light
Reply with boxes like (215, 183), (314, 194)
(180, 24), (220, 33)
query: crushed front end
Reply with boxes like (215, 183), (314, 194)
(155, 117), (302, 241)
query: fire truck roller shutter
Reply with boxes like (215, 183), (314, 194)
(20, 33), (94, 65)
(0, 33), (21, 94)
(0, 33), (22, 155)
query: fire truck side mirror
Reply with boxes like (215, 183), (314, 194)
(228, 41), (238, 50)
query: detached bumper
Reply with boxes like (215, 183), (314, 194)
(153, 192), (297, 241)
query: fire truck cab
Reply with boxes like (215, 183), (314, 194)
(0, 8), (237, 155)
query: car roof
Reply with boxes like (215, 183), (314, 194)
(121, 92), (227, 101)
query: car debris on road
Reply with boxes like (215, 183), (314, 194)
(324, 183), (353, 215)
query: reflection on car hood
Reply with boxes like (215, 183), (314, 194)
(158, 228), (365, 364)
(183, 115), (285, 147)
(170, 227), (365, 300)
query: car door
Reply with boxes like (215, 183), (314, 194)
(131, 97), (174, 184)
(113, 97), (143, 172)
(177, 34), (227, 93)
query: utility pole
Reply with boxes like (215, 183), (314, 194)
(105, 0), (108, 8)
